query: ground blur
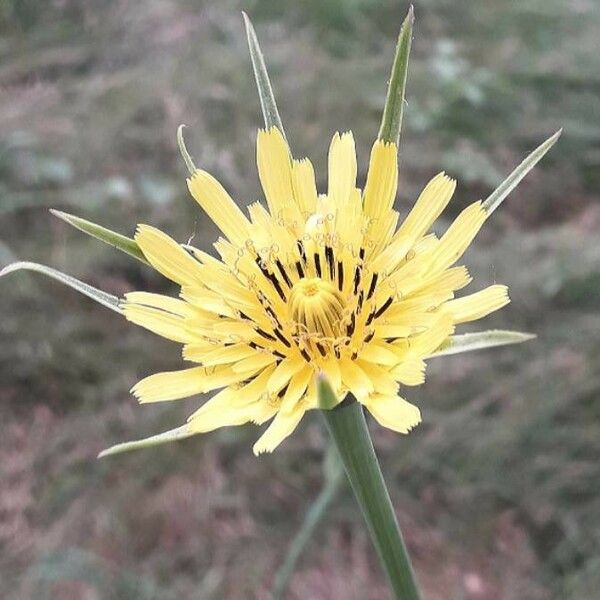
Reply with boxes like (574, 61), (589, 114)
(1, 1), (599, 599)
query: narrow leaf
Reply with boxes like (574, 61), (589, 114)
(242, 11), (286, 138)
(378, 6), (414, 145)
(429, 330), (535, 358)
(177, 124), (196, 175)
(50, 209), (148, 265)
(98, 425), (194, 458)
(0, 261), (122, 313)
(483, 129), (562, 216)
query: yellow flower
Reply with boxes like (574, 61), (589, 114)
(123, 126), (509, 455)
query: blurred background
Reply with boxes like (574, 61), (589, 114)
(1, 1), (599, 598)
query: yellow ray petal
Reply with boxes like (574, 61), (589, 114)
(267, 357), (306, 394)
(292, 158), (318, 217)
(232, 351), (277, 374)
(444, 285), (510, 324)
(328, 132), (357, 210)
(124, 292), (196, 317)
(122, 303), (195, 344)
(131, 366), (206, 403)
(363, 140), (398, 239)
(253, 406), (306, 455)
(186, 388), (250, 432)
(187, 170), (250, 245)
(319, 355), (342, 395)
(404, 314), (455, 358)
(359, 340), (402, 366)
(355, 360), (399, 396)
(339, 358), (374, 400)
(281, 364), (313, 412)
(186, 343), (257, 366)
(389, 359), (426, 386)
(250, 402), (280, 426)
(132, 365), (244, 403)
(424, 201), (487, 274)
(257, 127), (300, 224)
(363, 395), (421, 434)
(187, 365), (276, 421)
(182, 341), (219, 363)
(395, 172), (456, 242)
(212, 319), (257, 340)
(135, 225), (202, 286)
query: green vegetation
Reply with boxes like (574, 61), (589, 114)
(1, 1), (598, 598)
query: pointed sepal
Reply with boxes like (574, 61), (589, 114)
(98, 425), (194, 458)
(50, 209), (148, 265)
(0, 261), (122, 313)
(377, 6), (414, 145)
(243, 11), (286, 138)
(483, 130), (562, 216)
(429, 329), (536, 358)
(177, 124), (197, 175)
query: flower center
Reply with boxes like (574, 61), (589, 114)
(288, 277), (345, 341)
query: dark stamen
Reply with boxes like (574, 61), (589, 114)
(347, 312), (356, 337)
(337, 261), (344, 291)
(357, 291), (364, 312)
(353, 266), (361, 295)
(374, 297), (393, 319)
(265, 306), (281, 327)
(276, 259), (293, 288)
(256, 257), (286, 301)
(314, 253), (322, 277)
(364, 331), (375, 343)
(274, 328), (292, 348)
(295, 261), (305, 278)
(316, 342), (327, 357)
(300, 348), (311, 362)
(269, 275), (286, 300)
(256, 328), (276, 341)
(325, 246), (334, 280)
(367, 273), (378, 300)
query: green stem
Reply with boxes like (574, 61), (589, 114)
(321, 393), (421, 600)
(272, 443), (345, 600)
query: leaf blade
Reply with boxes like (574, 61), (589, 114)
(429, 330), (535, 358)
(483, 129), (562, 216)
(98, 425), (194, 458)
(0, 261), (122, 313)
(50, 209), (148, 265)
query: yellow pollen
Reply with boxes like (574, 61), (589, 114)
(288, 278), (345, 341)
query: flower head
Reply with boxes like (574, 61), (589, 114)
(124, 126), (509, 454)
(0, 11), (557, 458)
